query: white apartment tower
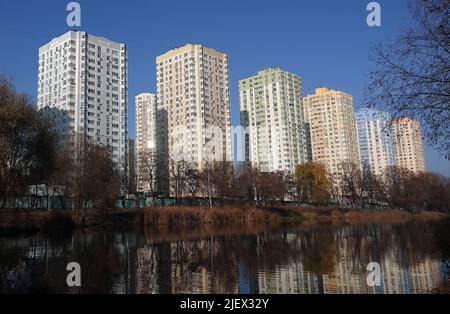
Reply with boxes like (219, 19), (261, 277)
(355, 108), (396, 177)
(37, 30), (128, 170)
(303, 87), (360, 187)
(135, 93), (157, 192)
(156, 44), (232, 167)
(239, 67), (307, 172)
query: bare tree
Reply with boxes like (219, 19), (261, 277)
(200, 163), (217, 206)
(185, 163), (201, 203)
(232, 164), (255, 206)
(381, 166), (410, 209)
(359, 163), (383, 209)
(252, 168), (285, 207)
(84, 142), (120, 212)
(169, 159), (188, 204)
(0, 75), (56, 210)
(210, 161), (234, 206)
(399, 170), (450, 212)
(340, 161), (364, 208)
(47, 148), (73, 210)
(138, 150), (159, 196)
(56, 138), (121, 218)
(366, 0), (450, 158)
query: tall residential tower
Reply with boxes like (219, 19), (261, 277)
(135, 93), (157, 192)
(37, 30), (128, 169)
(355, 108), (396, 177)
(303, 87), (360, 188)
(239, 67), (307, 172)
(392, 118), (426, 174)
(156, 44), (232, 167)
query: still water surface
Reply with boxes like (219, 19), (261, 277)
(0, 220), (449, 294)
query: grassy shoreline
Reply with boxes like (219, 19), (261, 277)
(0, 206), (447, 234)
(267, 206), (448, 223)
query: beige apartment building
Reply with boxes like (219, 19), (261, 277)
(156, 44), (232, 168)
(392, 118), (426, 174)
(303, 87), (360, 188)
(135, 93), (157, 192)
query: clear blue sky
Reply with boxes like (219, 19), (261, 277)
(0, 0), (448, 176)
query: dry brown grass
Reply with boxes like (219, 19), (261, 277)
(141, 206), (281, 227)
(0, 205), (447, 233)
(277, 206), (448, 223)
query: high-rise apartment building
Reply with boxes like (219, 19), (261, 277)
(239, 67), (307, 172)
(392, 118), (426, 174)
(355, 108), (396, 177)
(37, 30), (128, 170)
(156, 44), (232, 167)
(303, 87), (360, 187)
(135, 93), (157, 192)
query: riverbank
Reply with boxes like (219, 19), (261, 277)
(268, 206), (448, 223)
(0, 206), (447, 234)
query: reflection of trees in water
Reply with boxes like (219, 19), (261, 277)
(169, 231), (316, 293)
(389, 222), (437, 267)
(163, 222), (442, 293)
(156, 242), (172, 294)
(301, 222), (438, 274)
(0, 237), (66, 293)
(0, 239), (32, 293)
(297, 228), (337, 274)
(108, 222), (445, 294)
(168, 238), (239, 293)
(0, 232), (122, 293)
(0, 219), (445, 294)
(430, 219), (450, 293)
(431, 219), (450, 267)
(229, 233), (300, 272)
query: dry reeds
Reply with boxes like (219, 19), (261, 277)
(141, 206), (281, 227)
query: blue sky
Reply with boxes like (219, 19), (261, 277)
(0, 0), (448, 175)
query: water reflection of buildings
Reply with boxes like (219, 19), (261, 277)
(1, 222), (445, 294)
(113, 239), (239, 294)
(315, 228), (441, 294)
(258, 264), (321, 294)
(112, 230), (442, 294)
(136, 248), (158, 294)
(408, 259), (441, 294)
(170, 240), (239, 294)
(321, 233), (375, 294)
(256, 243), (442, 294)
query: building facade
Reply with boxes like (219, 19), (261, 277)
(392, 118), (426, 174)
(355, 108), (396, 177)
(156, 44), (232, 168)
(37, 30), (128, 170)
(239, 67), (307, 173)
(303, 87), (360, 188)
(135, 93), (158, 192)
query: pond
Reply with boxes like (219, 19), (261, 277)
(0, 219), (449, 294)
